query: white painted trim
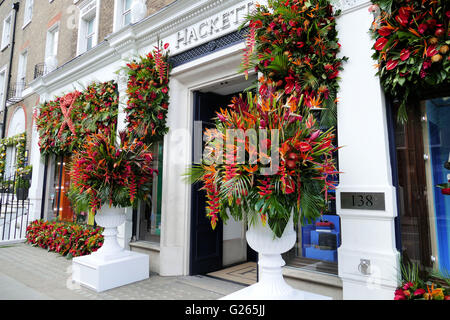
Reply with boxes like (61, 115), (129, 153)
(0, 64), (8, 112)
(1, 11), (13, 51)
(76, 0), (100, 56)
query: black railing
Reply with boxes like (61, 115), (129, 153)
(0, 170), (31, 242)
(34, 63), (45, 79)
(6, 81), (26, 103)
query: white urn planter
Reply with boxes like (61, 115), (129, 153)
(222, 214), (331, 300)
(72, 204), (149, 292)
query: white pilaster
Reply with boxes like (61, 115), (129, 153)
(115, 66), (133, 250)
(29, 95), (49, 222)
(334, 2), (400, 299)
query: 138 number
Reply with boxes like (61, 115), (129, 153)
(352, 194), (374, 208)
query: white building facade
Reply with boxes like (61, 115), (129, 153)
(25, 0), (449, 300)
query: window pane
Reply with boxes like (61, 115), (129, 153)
(423, 97), (450, 272)
(124, 12), (131, 26)
(87, 19), (94, 34)
(138, 143), (163, 243)
(86, 36), (93, 50)
(125, 0), (132, 10)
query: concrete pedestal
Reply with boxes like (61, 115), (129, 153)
(72, 250), (149, 292)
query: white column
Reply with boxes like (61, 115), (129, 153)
(115, 67), (133, 250)
(159, 77), (189, 276)
(334, 1), (400, 299)
(28, 94), (49, 222)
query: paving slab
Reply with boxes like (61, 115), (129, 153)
(0, 243), (246, 300)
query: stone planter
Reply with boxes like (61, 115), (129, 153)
(72, 204), (149, 292)
(222, 213), (331, 300)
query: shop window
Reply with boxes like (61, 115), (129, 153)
(422, 97), (450, 272)
(283, 112), (340, 275)
(47, 155), (74, 222)
(394, 95), (450, 273)
(137, 142), (163, 243)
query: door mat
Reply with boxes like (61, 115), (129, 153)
(207, 262), (257, 286)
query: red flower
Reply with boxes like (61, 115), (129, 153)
(442, 188), (450, 195)
(386, 59), (399, 70)
(374, 37), (388, 51)
(400, 48), (411, 61)
(378, 27), (391, 37)
(414, 288), (426, 296)
(418, 23), (427, 34)
(297, 142), (312, 153)
(394, 289), (406, 300)
(426, 45), (438, 57)
(163, 43), (169, 49)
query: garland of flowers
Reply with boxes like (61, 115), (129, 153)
(241, 0), (347, 126)
(369, 0), (450, 122)
(124, 42), (171, 143)
(35, 81), (119, 156)
(0, 132), (27, 181)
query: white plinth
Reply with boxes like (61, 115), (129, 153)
(221, 283), (331, 300)
(72, 250), (149, 292)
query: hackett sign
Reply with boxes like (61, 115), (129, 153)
(167, 0), (256, 55)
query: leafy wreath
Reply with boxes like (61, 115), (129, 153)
(35, 81), (119, 156)
(123, 42), (171, 143)
(369, 0), (449, 122)
(0, 132), (27, 181)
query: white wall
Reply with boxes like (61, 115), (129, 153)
(335, 3), (400, 299)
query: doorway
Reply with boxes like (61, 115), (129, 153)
(189, 78), (258, 283)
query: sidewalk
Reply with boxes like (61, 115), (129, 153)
(0, 243), (246, 300)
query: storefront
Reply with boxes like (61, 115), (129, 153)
(26, 0), (449, 300)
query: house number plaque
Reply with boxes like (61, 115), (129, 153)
(340, 192), (385, 211)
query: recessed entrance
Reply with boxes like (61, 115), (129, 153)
(189, 76), (258, 284)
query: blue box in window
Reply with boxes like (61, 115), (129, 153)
(301, 214), (340, 263)
(304, 247), (337, 262)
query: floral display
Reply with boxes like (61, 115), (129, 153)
(0, 132), (27, 181)
(241, 0), (347, 126)
(35, 81), (119, 156)
(395, 281), (450, 300)
(26, 219), (104, 258)
(124, 42), (171, 143)
(369, 0), (450, 122)
(187, 89), (338, 238)
(395, 261), (450, 300)
(186, 0), (341, 238)
(68, 130), (157, 212)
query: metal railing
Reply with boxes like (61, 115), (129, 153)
(0, 171), (31, 243)
(6, 81), (26, 103)
(34, 63), (46, 79)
